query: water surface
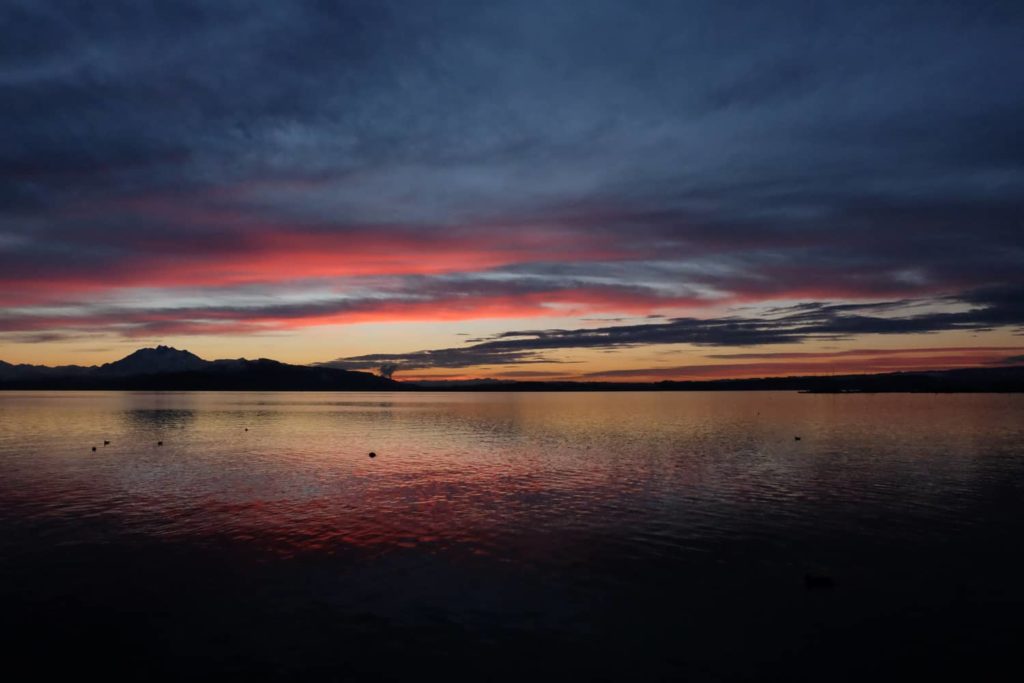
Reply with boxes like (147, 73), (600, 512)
(1, 391), (1022, 680)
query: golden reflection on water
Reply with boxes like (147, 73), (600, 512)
(0, 391), (1022, 559)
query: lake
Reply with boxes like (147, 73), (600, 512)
(1, 391), (1022, 680)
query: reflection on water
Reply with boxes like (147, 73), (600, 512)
(123, 407), (199, 430)
(1, 391), (1022, 680)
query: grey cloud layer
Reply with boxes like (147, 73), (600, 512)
(5, 1), (1023, 218)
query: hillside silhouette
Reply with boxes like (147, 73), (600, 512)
(2, 346), (1022, 392)
(0, 346), (401, 391)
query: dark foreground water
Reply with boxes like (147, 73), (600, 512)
(1, 391), (1022, 681)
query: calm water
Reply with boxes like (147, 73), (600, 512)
(1, 391), (1022, 680)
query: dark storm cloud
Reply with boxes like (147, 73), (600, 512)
(1, 0), (1023, 343)
(326, 286), (1024, 370)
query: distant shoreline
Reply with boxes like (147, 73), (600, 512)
(4, 346), (1022, 393)
(400, 365), (1024, 393)
(3, 372), (1023, 393)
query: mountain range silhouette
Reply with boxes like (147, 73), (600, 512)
(1, 346), (1022, 392)
(0, 346), (401, 391)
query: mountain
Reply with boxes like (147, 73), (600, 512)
(100, 345), (208, 376)
(0, 346), (402, 391)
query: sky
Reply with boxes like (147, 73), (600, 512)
(1, 0), (1023, 380)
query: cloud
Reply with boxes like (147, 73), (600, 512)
(0, 274), (706, 339)
(324, 286), (1024, 371)
(1, 0), (1022, 361)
